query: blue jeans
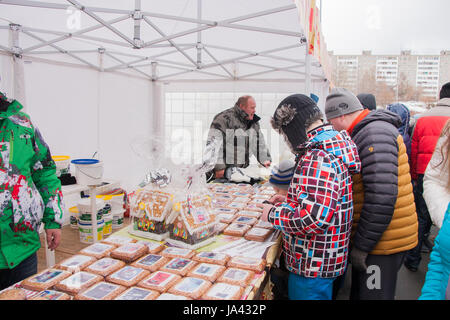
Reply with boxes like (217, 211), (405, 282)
(0, 253), (38, 290)
(288, 272), (336, 300)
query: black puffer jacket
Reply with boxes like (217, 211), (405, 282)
(350, 110), (418, 255)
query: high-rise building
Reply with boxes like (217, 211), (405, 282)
(329, 50), (450, 101)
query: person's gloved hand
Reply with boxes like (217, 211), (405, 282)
(350, 247), (368, 272)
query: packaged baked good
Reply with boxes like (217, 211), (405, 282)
(160, 257), (197, 276)
(129, 189), (174, 241)
(248, 198), (267, 206)
(156, 293), (191, 300)
(106, 266), (150, 287)
(212, 198), (231, 208)
(227, 256), (266, 273)
(192, 251), (230, 266)
(244, 227), (273, 242)
(217, 268), (255, 287)
(223, 223), (251, 237)
(202, 282), (244, 300)
(213, 207), (237, 215)
(101, 235), (136, 247)
(214, 222), (228, 234)
(216, 213), (235, 224)
(134, 240), (165, 254)
(137, 271), (181, 293)
(75, 281), (126, 300)
(167, 277), (212, 300)
(0, 288), (27, 300)
(233, 191), (251, 197)
(245, 203), (263, 212)
(84, 257), (126, 277)
(233, 216), (258, 226)
(236, 210), (262, 219)
(110, 243), (148, 263)
(21, 269), (71, 291)
(31, 290), (71, 300)
(160, 247), (195, 259)
(255, 219), (274, 229)
(56, 255), (97, 273)
(79, 243), (115, 259)
(187, 263), (226, 282)
(54, 271), (103, 295)
(114, 286), (159, 300)
(168, 194), (217, 249)
(226, 202), (247, 210)
(131, 254), (168, 272)
(232, 196), (250, 204)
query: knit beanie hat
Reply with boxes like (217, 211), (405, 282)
(325, 88), (364, 120)
(271, 94), (323, 152)
(440, 82), (450, 99)
(269, 159), (296, 190)
(357, 93), (377, 110)
(0, 91), (7, 102)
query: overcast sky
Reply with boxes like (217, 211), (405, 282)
(321, 0), (450, 55)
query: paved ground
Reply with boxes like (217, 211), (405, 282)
(336, 225), (439, 300)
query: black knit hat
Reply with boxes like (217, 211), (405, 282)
(357, 93), (377, 110)
(271, 94), (323, 152)
(440, 82), (450, 99)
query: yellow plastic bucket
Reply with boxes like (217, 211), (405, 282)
(52, 155), (70, 177)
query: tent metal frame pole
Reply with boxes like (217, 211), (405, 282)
(142, 4), (296, 48)
(202, 47), (233, 79)
(238, 61), (308, 76)
(66, 0), (136, 47)
(142, 16), (198, 68)
(22, 15), (130, 54)
(217, 23), (303, 37)
(240, 63), (324, 79)
(197, 0), (202, 66)
(104, 51), (152, 79)
(21, 29), (100, 70)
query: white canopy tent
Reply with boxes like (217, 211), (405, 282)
(0, 0), (331, 192)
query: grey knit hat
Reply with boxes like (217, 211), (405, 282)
(269, 159), (296, 190)
(325, 88), (364, 120)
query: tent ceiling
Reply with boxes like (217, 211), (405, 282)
(0, 0), (327, 82)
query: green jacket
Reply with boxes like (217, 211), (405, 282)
(0, 100), (64, 269)
(207, 105), (272, 171)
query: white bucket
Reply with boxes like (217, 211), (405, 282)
(53, 155), (70, 177)
(69, 206), (79, 229)
(71, 159), (104, 186)
(112, 209), (125, 230)
(78, 219), (105, 244)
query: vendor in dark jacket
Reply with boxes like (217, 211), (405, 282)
(325, 88), (418, 300)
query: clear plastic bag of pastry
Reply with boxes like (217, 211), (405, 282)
(128, 136), (178, 241)
(165, 162), (219, 249)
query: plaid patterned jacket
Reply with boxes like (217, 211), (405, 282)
(268, 125), (361, 278)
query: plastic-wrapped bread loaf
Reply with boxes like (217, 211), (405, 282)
(192, 251), (230, 266)
(84, 257), (126, 277)
(202, 282), (244, 300)
(131, 254), (168, 273)
(114, 286), (160, 300)
(54, 271), (103, 295)
(75, 281), (126, 300)
(217, 268), (255, 287)
(187, 263), (226, 282)
(21, 269), (72, 291)
(227, 256), (266, 273)
(167, 277), (212, 300)
(137, 271), (181, 293)
(106, 266), (150, 287)
(109, 243), (148, 263)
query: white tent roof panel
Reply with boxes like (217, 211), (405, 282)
(0, 0), (330, 82)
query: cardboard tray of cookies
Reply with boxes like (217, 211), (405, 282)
(110, 243), (148, 263)
(202, 282), (244, 300)
(21, 269), (72, 291)
(106, 266), (150, 287)
(223, 223), (251, 237)
(31, 290), (71, 300)
(187, 263), (226, 282)
(83, 257), (126, 277)
(159, 257), (197, 276)
(160, 247), (195, 259)
(216, 268), (255, 287)
(114, 286), (160, 300)
(192, 251), (230, 266)
(75, 281), (126, 300)
(79, 243), (116, 259)
(131, 254), (168, 272)
(55, 255), (97, 273)
(244, 227), (273, 242)
(167, 277), (212, 300)
(137, 271), (181, 293)
(54, 271), (103, 295)
(227, 256), (266, 273)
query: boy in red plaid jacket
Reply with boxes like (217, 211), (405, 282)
(261, 94), (361, 300)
